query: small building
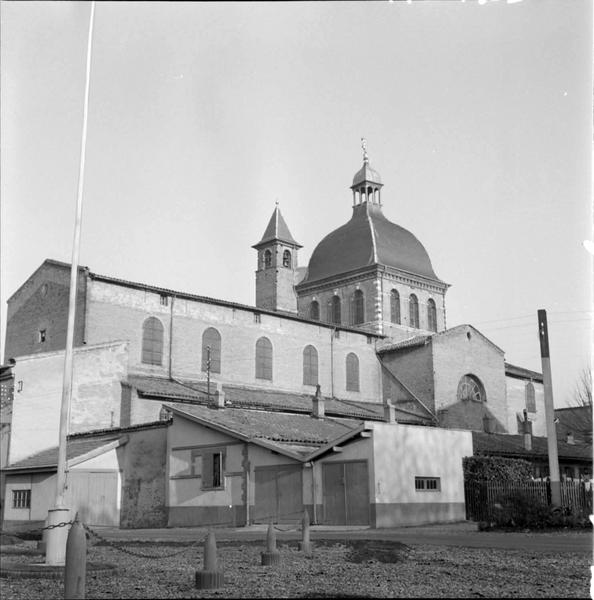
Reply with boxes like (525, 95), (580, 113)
(165, 398), (473, 528)
(2, 421), (169, 532)
(471, 430), (592, 481)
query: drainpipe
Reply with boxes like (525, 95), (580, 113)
(168, 296), (175, 379)
(311, 462), (317, 525)
(330, 328), (335, 398)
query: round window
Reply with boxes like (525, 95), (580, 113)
(457, 374), (485, 403)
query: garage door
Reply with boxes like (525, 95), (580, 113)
(322, 461), (369, 525)
(67, 471), (120, 526)
(254, 464), (302, 524)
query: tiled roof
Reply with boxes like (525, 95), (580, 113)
(168, 402), (360, 446)
(253, 207), (302, 248)
(128, 375), (386, 421)
(504, 362), (543, 382)
(5, 434), (123, 471)
(472, 431), (592, 462)
(376, 335), (431, 354)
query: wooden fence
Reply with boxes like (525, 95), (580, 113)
(464, 479), (592, 522)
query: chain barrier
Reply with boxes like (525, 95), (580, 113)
(82, 523), (201, 560)
(0, 520), (74, 539)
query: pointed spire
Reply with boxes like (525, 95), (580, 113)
(252, 205), (302, 249)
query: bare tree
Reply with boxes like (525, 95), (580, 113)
(572, 368), (592, 408)
(557, 368), (592, 444)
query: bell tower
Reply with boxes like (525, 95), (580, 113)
(253, 204), (302, 313)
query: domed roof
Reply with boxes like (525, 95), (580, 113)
(352, 162), (382, 186)
(299, 202), (441, 286)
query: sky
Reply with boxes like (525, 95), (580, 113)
(1, 0), (592, 408)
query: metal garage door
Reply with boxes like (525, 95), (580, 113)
(254, 464), (302, 524)
(322, 461), (369, 525)
(67, 471), (120, 526)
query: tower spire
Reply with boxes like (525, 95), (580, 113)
(361, 137), (369, 164)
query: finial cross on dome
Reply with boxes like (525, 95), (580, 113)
(361, 137), (369, 163)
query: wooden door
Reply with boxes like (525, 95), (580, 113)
(322, 461), (369, 525)
(254, 464), (302, 523)
(67, 471), (120, 526)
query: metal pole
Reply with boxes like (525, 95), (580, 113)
(207, 345), (211, 398)
(46, 1), (95, 566)
(537, 309), (561, 506)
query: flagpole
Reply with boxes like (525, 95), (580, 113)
(46, 1), (95, 566)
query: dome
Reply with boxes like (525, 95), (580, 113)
(352, 162), (382, 187)
(299, 202), (441, 285)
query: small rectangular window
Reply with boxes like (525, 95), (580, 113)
(202, 451), (224, 490)
(415, 477), (441, 492)
(38, 329), (46, 343)
(12, 489), (31, 509)
(160, 294), (168, 306)
(367, 336), (373, 344)
(254, 313), (261, 324)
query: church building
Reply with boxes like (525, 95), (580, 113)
(2, 143), (561, 530)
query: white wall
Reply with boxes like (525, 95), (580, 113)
(371, 422), (472, 508)
(8, 341), (128, 464)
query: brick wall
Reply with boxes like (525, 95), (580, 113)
(379, 271), (446, 339)
(85, 279), (383, 403)
(432, 326), (508, 432)
(255, 242), (299, 313)
(379, 343), (435, 411)
(4, 261), (87, 361)
(296, 275), (381, 334)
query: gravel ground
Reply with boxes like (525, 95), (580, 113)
(1, 538), (590, 599)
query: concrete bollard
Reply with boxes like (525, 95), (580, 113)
(195, 531), (224, 589)
(260, 521), (281, 566)
(298, 509), (312, 555)
(64, 514), (86, 599)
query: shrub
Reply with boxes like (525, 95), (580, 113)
(464, 456), (533, 484)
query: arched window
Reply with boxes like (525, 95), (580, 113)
(283, 250), (291, 268)
(352, 289), (364, 325)
(255, 337), (273, 380)
(390, 289), (400, 324)
(303, 345), (318, 386)
(457, 374), (486, 403)
(346, 353), (360, 392)
(427, 298), (437, 332)
(525, 382), (536, 413)
(142, 317), (164, 365)
(330, 295), (341, 325)
(201, 327), (221, 374)
(409, 294), (419, 328)
(264, 249), (272, 268)
(310, 300), (320, 321)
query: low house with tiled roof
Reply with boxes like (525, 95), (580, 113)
(163, 393), (474, 528)
(2, 421), (169, 531)
(472, 430), (592, 481)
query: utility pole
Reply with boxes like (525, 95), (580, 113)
(537, 309), (561, 506)
(45, 1), (96, 566)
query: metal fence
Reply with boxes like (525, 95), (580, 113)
(464, 479), (592, 522)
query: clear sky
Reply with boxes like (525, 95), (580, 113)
(1, 0), (592, 407)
